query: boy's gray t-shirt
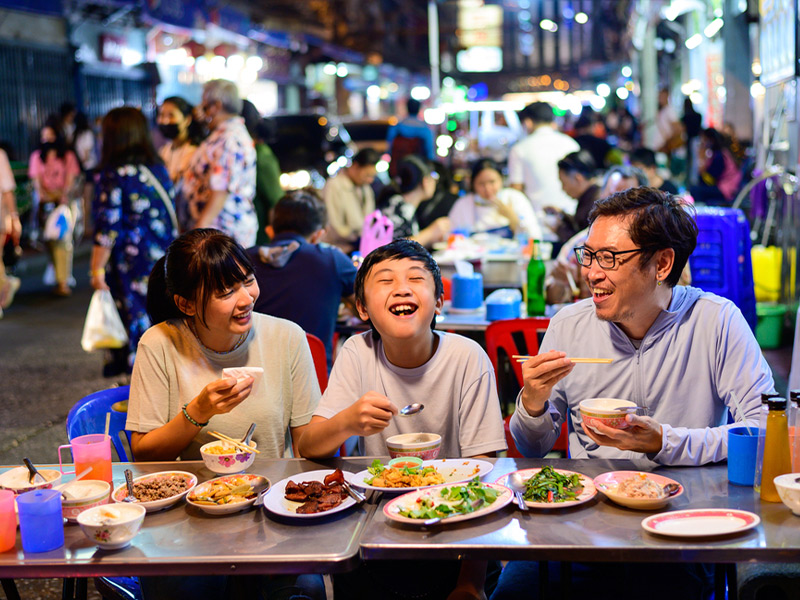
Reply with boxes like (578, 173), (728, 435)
(127, 313), (320, 460)
(315, 331), (507, 458)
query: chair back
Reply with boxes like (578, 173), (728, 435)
(485, 318), (551, 388)
(306, 333), (329, 393)
(66, 386), (132, 462)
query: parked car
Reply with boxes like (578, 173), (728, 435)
(263, 113), (355, 189)
(342, 117), (396, 154)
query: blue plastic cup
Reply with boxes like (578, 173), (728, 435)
(452, 273), (483, 310)
(728, 427), (760, 486)
(17, 489), (64, 553)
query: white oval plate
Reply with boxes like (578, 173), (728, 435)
(186, 474), (270, 515)
(593, 471), (683, 510)
(262, 469), (356, 519)
(495, 468), (596, 509)
(384, 482), (513, 526)
(641, 509), (760, 538)
(112, 471), (197, 513)
(352, 459), (494, 493)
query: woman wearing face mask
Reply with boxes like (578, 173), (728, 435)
(28, 117), (81, 296)
(448, 158), (542, 239)
(157, 96), (205, 185)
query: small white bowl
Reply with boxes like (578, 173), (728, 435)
(774, 474), (800, 515)
(77, 503), (146, 550)
(0, 467), (62, 495)
(200, 440), (257, 474)
(385, 433), (442, 460)
(61, 480), (111, 523)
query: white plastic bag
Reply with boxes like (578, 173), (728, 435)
(81, 290), (128, 352)
(42, 204), (74, 242)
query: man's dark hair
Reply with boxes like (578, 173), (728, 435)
(355, 239), (443, 340)
(271, 189), (328, 237)
(588, 187), (697, 287)
(558, 150), (597, 178)
(353, 148), (381, 167)
(630, 147), (657, 169)
(519, 102), (554, 124)
(406, 98), (421, 116)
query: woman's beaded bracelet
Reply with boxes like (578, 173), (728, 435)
(182, 404), (209, 427)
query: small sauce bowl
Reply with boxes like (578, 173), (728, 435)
(388, 457), (424, 469)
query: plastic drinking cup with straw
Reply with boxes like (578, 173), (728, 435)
(730, 391), (753, 435)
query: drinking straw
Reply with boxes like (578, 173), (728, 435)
(730, 391), (753, 435)
(104, 412), (111, 437)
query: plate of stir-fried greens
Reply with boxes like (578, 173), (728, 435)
(496, 466), (596, 509)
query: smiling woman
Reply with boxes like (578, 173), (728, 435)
(125, 228), (321, 464)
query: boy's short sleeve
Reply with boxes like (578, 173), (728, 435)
(314, 338), (364, 419)
(455, 348), (507, 457)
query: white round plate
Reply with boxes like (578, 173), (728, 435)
(262, 469), (356, 519)
(112, 471), (197, 513)
(593, 471), (683, 510)
(384, 482), (513, 526)
(495, 468), (596, 509)
(641, 509), (760, 538)
(186, 474), (270, 515)
(352, 459), (494, 493)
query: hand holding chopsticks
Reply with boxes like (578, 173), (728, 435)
(209, 430), (260, 454)
(513, 355), (613, 364)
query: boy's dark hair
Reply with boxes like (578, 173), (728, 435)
(588, 187), (697, 287)
(355, 239), (443, 340)
(272, 189), (328, 237)
(353, 148), (381, 167)
(147, 229), (254, 327)
(406, 98), (421, 116)
(629, 147), (657, 168)
(558, 150), (597, 178)
(519, 102), (554, 124)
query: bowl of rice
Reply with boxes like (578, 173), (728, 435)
(579, 398), (637, 432)
(200, 440), (258, 474)
(593, 471), (683, 510)
(385, 433), (441, 460)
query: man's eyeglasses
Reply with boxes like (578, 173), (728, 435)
(574, 246), (643, 269)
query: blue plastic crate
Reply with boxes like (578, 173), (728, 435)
(688, 207), (756, 331)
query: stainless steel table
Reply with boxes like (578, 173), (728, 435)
(0, 458), (374, 578)
(357, 457), (800, 563)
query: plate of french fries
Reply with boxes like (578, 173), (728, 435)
(186, 473), (270, 515)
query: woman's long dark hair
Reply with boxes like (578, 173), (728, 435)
(99, 106), (163, 170)
(147, 229), (254, 327)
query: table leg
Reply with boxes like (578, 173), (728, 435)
(61, 577), (87, 600)
(1, 579), (20, 600)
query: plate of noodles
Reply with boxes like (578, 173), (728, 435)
(593, 471), (683, 510)
(351, 459), (494, 493)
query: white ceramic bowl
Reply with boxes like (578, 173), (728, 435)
(77, 503), (146, 550)
(61, 480), (111, 523)
(579, 398), (637, 432)
(200, 441), (258, 474)
(385, 433), (442, 460)
(186, 474), (270, 515)
(774, 474), (800, 515)
(0, 467), (62, 495)
(111, 471), (197, 512)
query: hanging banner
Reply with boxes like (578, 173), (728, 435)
(0, 0), (61, 16)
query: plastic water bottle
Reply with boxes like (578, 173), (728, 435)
(526, 240), (546, 317)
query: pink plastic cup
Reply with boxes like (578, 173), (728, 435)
(58, 434), (113, 485)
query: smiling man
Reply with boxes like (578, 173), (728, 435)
(510, 186), (774, 466)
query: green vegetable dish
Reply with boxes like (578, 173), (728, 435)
(522, 466), (584, 503)
(397, 478), (499, 520)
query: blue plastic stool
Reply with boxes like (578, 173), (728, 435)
(66, 386), (133, 462)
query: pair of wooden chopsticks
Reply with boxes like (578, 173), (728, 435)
(512, 355), (613, 364)
(209, 430), (261, 454)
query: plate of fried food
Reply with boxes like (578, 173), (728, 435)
(352, 459), (494, 493)
(186, 474), (270, 515)
(593, 471), (683, 510)
(262, 468), (357, 518)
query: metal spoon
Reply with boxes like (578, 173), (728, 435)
(55, 467), (92, 500)
(123, 469), (138, 503)
(662, 483), (681, 497)
(399, 403), (424, 416)
(22, 457), (44, 485)
(240, 422), (257, 446)
(505, 471), (530, 511)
